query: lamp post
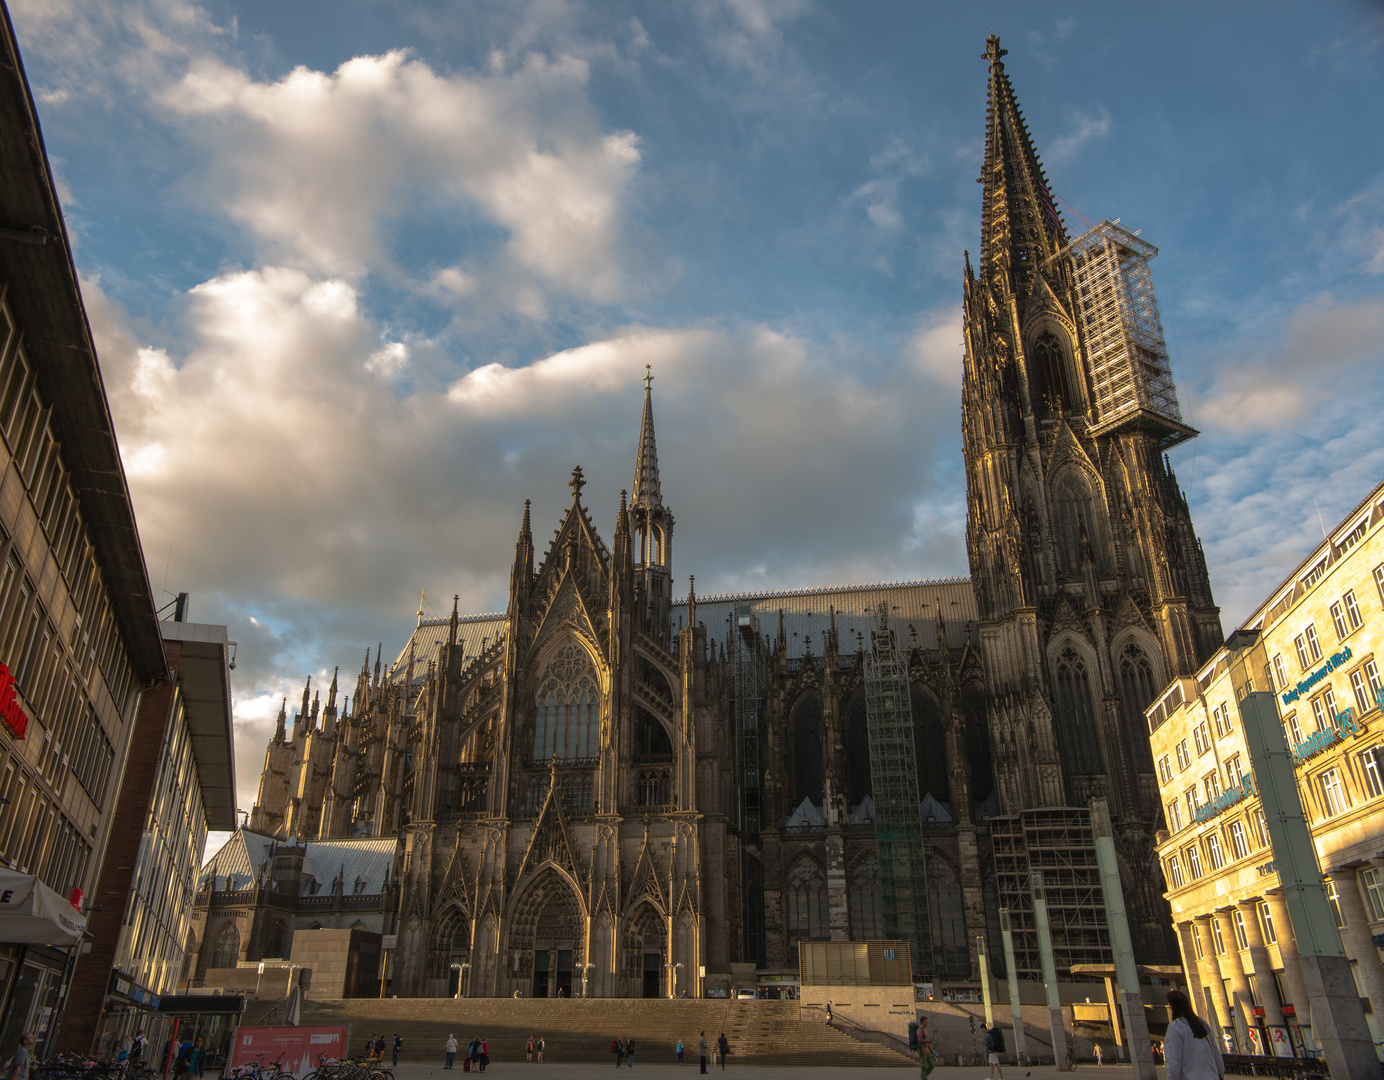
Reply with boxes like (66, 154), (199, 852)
(578, 963), (594, 998)
(449, 963), (463, 1000)
(673, 962), (684, 999)
(460, 961), (471, 999)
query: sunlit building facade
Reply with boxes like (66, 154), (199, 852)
(1149, 478), (1384, 1058)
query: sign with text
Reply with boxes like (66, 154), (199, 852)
(230, 1026), (351, 1079)
(0, 663), (30, 739)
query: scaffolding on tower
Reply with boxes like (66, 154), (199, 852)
(1059, 220), (1197, 450)
(730, 604), (767, 967)
(863, 602), (932, 976)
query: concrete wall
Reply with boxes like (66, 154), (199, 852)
(290, 928), (382, 998)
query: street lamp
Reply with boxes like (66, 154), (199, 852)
(460, 961), (470, 999)
(449, 963), (464, 1000)
(577, 962), (595, 998)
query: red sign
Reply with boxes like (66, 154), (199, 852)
(67, 887), (83, 912)
(0, 664), (29, 739)
(230, 1026), (351, 1079)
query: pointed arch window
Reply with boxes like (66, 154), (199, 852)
(1031, 330), (1072, 415)
(210, 924), (240, 969)
(1119, 643), (1159, 771)
(849, 856), (881, 940)
(534, 643), (600, 763)
(789, 694), (824, 809)
(1054, 647), (1102, 775)
(787, 859), (829, 947)
(1053, 472), (1099, 576)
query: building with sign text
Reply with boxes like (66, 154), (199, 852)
(1148, 477), (1384, 1060)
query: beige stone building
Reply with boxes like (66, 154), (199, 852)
(1148, 478), (1384, 1059)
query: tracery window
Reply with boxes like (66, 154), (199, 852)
(1054, 473), (1098, 576)
(1031, 330), (1072, 415)
(786, 859), (829, 947)
(210, 924), (240, 969)
(849, 856), (881, 940)
(533, 643), (600, 763)
(1055, 647), (1102, 774)
(789, 694), (824, 808)
(1119, 643), (1159, 771)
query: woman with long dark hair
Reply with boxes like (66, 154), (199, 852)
(1165, 989), (1226, 1080)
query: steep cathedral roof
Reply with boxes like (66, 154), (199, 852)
(977, 34), (1069, 292)
(631, 366), (662, 509)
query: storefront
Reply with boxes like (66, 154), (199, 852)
(0, 869), (88, 1056)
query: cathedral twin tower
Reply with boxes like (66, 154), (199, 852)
(240, 37), (1221, 997)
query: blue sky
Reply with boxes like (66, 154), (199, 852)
(11, 0), (1384, 817)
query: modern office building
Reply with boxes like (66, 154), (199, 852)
(0, 0), (167, 1053)
(57, 618), (236, 1055)
(1149, 478), (1384, 1058)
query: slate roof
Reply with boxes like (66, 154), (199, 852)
(200, 829), (399, 896)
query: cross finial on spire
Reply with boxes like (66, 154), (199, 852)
(569, 465), (586, 499)
(983, 34), (1007, 65)
(644, 364), (653, 390)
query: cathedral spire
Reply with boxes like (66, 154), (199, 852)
(631, 365), (662, 509)
(274, 697), (287, 743)
(327, 667), (338, 710)
(978, 34), (1068, 294)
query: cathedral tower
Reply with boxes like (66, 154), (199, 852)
(961, 36), (1221, 960)
(631, 365), (675, 646)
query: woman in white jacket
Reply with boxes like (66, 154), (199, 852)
(1164, 989), (1227, 1080)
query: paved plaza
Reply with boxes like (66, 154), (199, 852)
(379, 1063), (1159, 1080)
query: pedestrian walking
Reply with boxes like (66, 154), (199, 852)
(444, 1034), (457, 1070)
(917, 1016), (935, 1080)
(716, 1033), (728, 1071)
(129, 1032), (148, 1066)
(480, 1039), (489, 1072)
(5, 1033), (33, 1080)
(626, 1038), (635, 1068)
(392, 1035), (401, 1067)
(613, 1038), (625, 1068)
(536, 1035), (545, 1062)
(984, 1023), (1004, 1079)
(696, 1032), (708, 1075)
(676, 1041), (684, 1065)
(1164, 989), (1225, 1080)
(1094, 1043), (1102, 1066)
(375, 1036), (386, 1063)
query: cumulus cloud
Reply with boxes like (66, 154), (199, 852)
(1184, 295), (1384, 430)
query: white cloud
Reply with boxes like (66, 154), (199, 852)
(1046, 106), (1112, 163)
(160, 50), (641, 302)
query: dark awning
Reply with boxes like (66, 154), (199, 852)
(157, 995), (245, 1015)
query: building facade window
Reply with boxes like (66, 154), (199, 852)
(1192, 923), (1204, 959)
(786, 859), (829, 947)
(1374, 562), (1384, 606)
(1368, 659), (1383, 705)
(1324, 687), (1340, 724)
(1176, 740), (1191, 770)
(1331, 601), (1349, 640)
(1206, 833), (1225, 870)
(1305, 623), (1322, 662)
(1361, 868), (1384, 922)
(1159, 754), (1173, 784)
(1272, 655), (1288, 693)
(1362, 748), (1384, 799)
(1232, 909), (1249, 950)
(1259, 901), (1277, 944)
(1167, 856), (1184, 889)
(1326, 880), (1345, 929)
(1166, 800), (1183, 832)
(1186, 787), (1200, 823)
(1211, 916), (1226, 954)
(1225, 754), (1244, 790)
(1203, 773), (1221, 803)
(1295, 634), (1310, 669)
(1227, 820), (1249, 860)
(1285, 712), (1302, 744)
(1251, 808), (1269, 849)
(1213, 703), (1233, 738)
(1311, 697), (1328, 732)
(1186, 845), (1203, 879)
(1320, 768), (1348, 818)
(1194, 721), (1211, 756)
(1344, 590), (1362, 630)
(1054, 649), (1101, 774)
(848, 856), (881, 940)
(1352, 669), (1372, 716)
(533, 643), (600, 764)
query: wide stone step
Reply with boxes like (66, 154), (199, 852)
(269, 999), (912, 1067)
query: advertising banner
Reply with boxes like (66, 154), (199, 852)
(229, 1025), (351, 1078)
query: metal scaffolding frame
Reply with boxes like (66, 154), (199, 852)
(863, 602), (932, 975)
(991, 807), (1111, 981)
(1065, 220), (1193, 448)
(729, 604), (767, 967)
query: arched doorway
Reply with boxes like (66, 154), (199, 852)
(427, 906), (471, 998)
(510, 871), (584, 998)
(624, 903), (665, 998)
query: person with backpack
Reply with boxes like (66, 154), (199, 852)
(1164, 989), (1226, 1080)
(392, 1034), (401, 1067)
(536, 1035), (544, 1063)
(917, 1016), (935, 1079)
(984, 1023), (1005, 1079)
(676, 1040), (684, 1065)
(129, 1031), (148, 1065)
(444, 1034), (457, 1070)
(716, 1033), (729, 1071)
(613, 1038), (625, 1068)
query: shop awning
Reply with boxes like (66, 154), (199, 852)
(0, 869), (86, 945)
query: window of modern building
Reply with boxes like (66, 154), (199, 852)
(1331, 602), (1349, 640)
(1326, 879), (1345, 929)
(1186, 844), (1203, 880)
(1272, 655), (1288, 693)
(1362, 748), (1384, 799)
(1227, 820), (1249, 860)
(1206, 833), (1225, 870)
(1362, 868), (1384, 922)
(1194, 721), (1211, 756)
(1320, 768), (1348, 818)
(1305, 623), (1322, 662)
(1211, 916), (1226, 954)
(1166, 800), (1183, 832)
(1344, 590), (1362, 630)
(1167, 856), (1184, 889)
(1258, 901), (1276, 944)
(1232, 909), (1249, 950)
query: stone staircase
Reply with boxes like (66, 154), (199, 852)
(259, 998), (913, 1067)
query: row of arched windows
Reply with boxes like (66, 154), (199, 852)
(1053, 642), (1161, 776)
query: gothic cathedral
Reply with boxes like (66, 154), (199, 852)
(218, 37), (1222, 997)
